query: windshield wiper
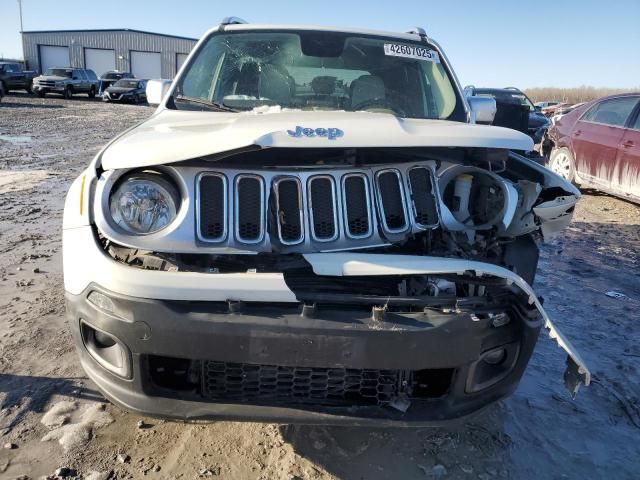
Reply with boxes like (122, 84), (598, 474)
(171, 95), (238, 112)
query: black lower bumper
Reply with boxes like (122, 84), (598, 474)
(67, 284), (542, 425)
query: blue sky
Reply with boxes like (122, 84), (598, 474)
(1, 0), (638, 88)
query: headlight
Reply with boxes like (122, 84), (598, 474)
(109, 172), (179, 234)
(55, 81), (64, 87)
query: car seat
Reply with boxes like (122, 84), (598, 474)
(350, 75), (386, 109)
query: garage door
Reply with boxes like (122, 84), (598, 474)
(39, 45), (69, 73)
(176, 53), (189, 73)
(131, 51), (161, 79)
(85, 48), (115, 78)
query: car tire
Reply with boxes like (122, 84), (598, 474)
(88, 86), (96, 98)
(36, 90), (45, 98)
(64, 86), (73, 99)
(25, 82), (33, 94)
(549, 148), (576, 183)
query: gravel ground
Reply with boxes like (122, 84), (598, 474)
(0, 92), (639, 480)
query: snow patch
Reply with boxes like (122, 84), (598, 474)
(40, 400), (77, 427)
(41, 402), (113, 451)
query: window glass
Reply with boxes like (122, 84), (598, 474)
(176, 31), (463, 120)
(86, 70), (97, 80)
(582, 97), (639, 127)
(632, 111), (640, 130)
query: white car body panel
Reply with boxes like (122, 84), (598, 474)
(100, 110), (533, 170)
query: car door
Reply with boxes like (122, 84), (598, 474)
(615, 105), (640, 199)
(571, 96), (639, 189)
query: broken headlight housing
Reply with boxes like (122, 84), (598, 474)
(109, 171), (180, 234)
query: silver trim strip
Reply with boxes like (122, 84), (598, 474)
(375, 169), (409, 234)
(341, 173), (373, 239)
(195, 172), (228, 243)
(307, 175), (339, 243)
(234, 174), (265, 244)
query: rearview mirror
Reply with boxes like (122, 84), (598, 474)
(146, 79), (172, 106)
(467, 96), (497, 124)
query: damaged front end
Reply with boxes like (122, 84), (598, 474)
(64, 142), (591, 423)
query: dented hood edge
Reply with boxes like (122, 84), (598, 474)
(100, 110), (534, 170)
(303, 252), (591, 396)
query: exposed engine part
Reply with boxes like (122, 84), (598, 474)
(438, 165), (518, 239)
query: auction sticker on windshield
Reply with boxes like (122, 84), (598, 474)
(384, 44), (440, 63)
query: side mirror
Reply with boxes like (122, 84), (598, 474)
(467, 96), (497, 124)
(146, 79), (172, 106)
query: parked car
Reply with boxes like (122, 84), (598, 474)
(63, 19), (589, 425)
(99, 71), (134, 93)
(32, 67), (99, 99)
(0, 62), (37, 93)
(547, 93), (640, 203)
(464, 86), (550, 142)
(535, 101), (560, 111)
(542, 102), (571, 117)
(102, 79), (147, 103)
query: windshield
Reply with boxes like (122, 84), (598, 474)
(173, 31), (464, 120)
(46, 68), (72, 77)
(114, 79), (139, 88)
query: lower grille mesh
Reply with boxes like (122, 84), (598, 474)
(203, 361), (399, 406)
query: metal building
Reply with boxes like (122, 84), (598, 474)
(21, 28), (198, 79)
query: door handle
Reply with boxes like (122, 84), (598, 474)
(621, 140), (634, 148)
(574, 130), (582, 137)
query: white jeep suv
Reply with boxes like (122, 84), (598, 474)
(63, 18), (589, 425)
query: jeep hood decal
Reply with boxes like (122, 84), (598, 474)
(100, 110), (533, 169)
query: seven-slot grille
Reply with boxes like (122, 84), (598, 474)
(202, 360), (400, 406)
(196, 165), (439, 249)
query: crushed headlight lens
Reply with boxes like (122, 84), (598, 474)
(109, 172), (179, 234)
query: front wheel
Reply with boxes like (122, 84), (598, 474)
(63, 86), (73, 99)
(88, 86), (96, 98)
(548, 148), (576, 183)
(36, 90), (45, 98)
(25, 82), (33, 94)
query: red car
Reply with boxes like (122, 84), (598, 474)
(547, 93), (640, 204)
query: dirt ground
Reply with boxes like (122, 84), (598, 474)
(0, 92), (639, 480)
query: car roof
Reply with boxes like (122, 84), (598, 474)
(473, 88), (524, 94)
(217, 23), (436, 43)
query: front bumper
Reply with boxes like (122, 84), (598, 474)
(63, 226), (590, 424)
(33, 85), (65, 93)
(67, 283), (541, 425)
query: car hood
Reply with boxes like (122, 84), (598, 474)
(100, 109), (534, 170)
(35, 75), (69, 81)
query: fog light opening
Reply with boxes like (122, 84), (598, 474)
(80, 320), (131, 378)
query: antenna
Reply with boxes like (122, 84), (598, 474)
(18, 0), (24, 32)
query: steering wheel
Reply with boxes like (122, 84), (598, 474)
(351, 97), (406, 117)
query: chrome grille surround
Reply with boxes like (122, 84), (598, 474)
(374, 169), (410, 234)
(274, 177), (304, 245)
(196, 172), (227, 243)
(234, 174), (265, 244)
(307, 175), (339, 242)
(94, 162), (442, 255)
